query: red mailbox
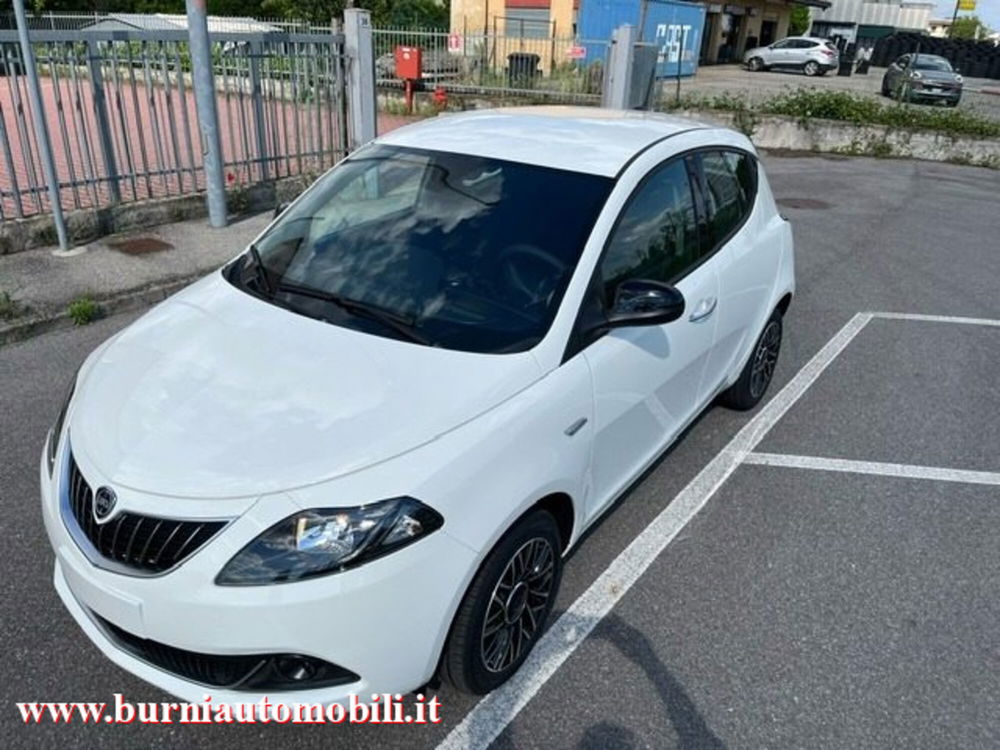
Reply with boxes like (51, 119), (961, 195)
(394, 46), (422, 82)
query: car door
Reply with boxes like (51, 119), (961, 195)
(581, 156), (721, 516)
(786, 39), (812, 67)
(765, 39), (791, 67)
(694, 149), (781, 397)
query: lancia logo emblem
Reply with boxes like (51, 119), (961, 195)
(93, 486), (117, 521)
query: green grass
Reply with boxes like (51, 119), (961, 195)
(664, 89), (1000, 139)
(67, 297), (101, 326)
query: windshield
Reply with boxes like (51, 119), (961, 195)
(229, 145), (612, 354)
(913, 56), (953, 72)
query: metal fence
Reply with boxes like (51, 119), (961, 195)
(0, 24), (347, 220)
(372, 27), (609, 104)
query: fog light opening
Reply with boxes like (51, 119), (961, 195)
(274, 655), (318, 683)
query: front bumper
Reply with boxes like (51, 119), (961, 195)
(911, 87), (962, 102)
(41, 442), (477, 706)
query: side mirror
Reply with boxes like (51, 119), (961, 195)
(607, 279), (685, 328)
(274, 201), (290, 219)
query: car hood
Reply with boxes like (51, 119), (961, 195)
(70, 273), (543, 499)
(916, 70), (961, 84)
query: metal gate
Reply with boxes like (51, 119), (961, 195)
(0, 25), (349, 220)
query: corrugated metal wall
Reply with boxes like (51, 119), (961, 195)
(577, 0), (705, 76)
(813, 0), (932, 29)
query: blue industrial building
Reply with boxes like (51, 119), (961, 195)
(577, 0), (707, 76)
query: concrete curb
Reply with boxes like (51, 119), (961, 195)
(0, 273), (206, 348)
(0, 174), (313, 257)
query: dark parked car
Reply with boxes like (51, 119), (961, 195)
(881, 53), (963, 106)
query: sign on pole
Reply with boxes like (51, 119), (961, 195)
(566, 45), (587, 60)
(957, 0), (976, 10)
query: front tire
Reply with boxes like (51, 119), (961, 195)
(803, 60), (820, 77)
(441, 510), (563, 694)
(720, 310), (783, 411)
(747, 57), (764, 72)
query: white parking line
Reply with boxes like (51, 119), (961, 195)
(744, 452), (1000, 486)
(873, 312), (1000, 328)
(436, 312), (874, 750)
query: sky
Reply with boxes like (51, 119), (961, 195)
(934, 0), (1000, 31)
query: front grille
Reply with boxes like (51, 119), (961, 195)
(95, 614), (267, 688)
(66, 454), (226, 574)
(93, 613), (361, 691)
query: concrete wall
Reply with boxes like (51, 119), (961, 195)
(682, 109), (1000, 168)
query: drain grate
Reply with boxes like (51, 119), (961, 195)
(107, 237), (174, 255)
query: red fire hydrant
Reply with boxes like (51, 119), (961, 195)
(432, 86), (448, 111)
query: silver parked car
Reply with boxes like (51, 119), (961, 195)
(881, 53), (963, 107)
(743, 36), (839, 77)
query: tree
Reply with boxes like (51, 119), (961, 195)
(950, 15), (989, 40)
(788, 6), (810, 37)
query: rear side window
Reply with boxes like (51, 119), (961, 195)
(698, 150), (757, 248)
(598, 158), (700, 300)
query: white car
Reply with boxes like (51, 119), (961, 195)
(41, 107), (794, 704)
(743, 36), (840, 77)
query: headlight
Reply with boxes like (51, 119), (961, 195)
(955, 74), (963, 83)
(216, 497), (444, 585)
(910, 71), (923, 79)
(46, 369), (78, 476)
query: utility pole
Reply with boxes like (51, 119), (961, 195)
(12, 0), (69, 251)
(186, 0), (228, 227)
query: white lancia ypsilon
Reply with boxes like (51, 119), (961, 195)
(42, 107), (794, 704)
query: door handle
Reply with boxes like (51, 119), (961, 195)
(688, 296), (718, 323)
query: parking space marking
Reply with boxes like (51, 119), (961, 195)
(873, 312), (1000, 328)
(437, 312), (874, 750)
(744, 452), (1000, 486)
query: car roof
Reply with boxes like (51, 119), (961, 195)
(376, 106), (714, 177)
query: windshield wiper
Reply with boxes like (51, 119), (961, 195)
(246, 243), (273, 296)
(274, 281), (432, 346)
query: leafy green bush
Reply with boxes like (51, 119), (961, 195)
(666, 89), (1000, 139)
(67, 297), (101, 326)
(761, 89), (1000, 138)
(0, 291), (25, 322)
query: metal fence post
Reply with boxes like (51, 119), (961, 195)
(12, 0), (69, 250)
(185, 0), (227, 227)
(84, 41), (122, 206)
(344, 8), (376, 150)
(332, 19), (350, 158)
(603, 24), (637, 110)
(247, 38), (270, 182)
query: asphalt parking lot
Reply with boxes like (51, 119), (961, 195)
(2, 153), (999, 748)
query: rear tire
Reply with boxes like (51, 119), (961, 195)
(441, 510), (563, 695)
(720, 310), (783, 411)
(803, 60), (820, 77)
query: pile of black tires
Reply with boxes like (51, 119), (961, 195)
(872, 33), (1000, 80)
